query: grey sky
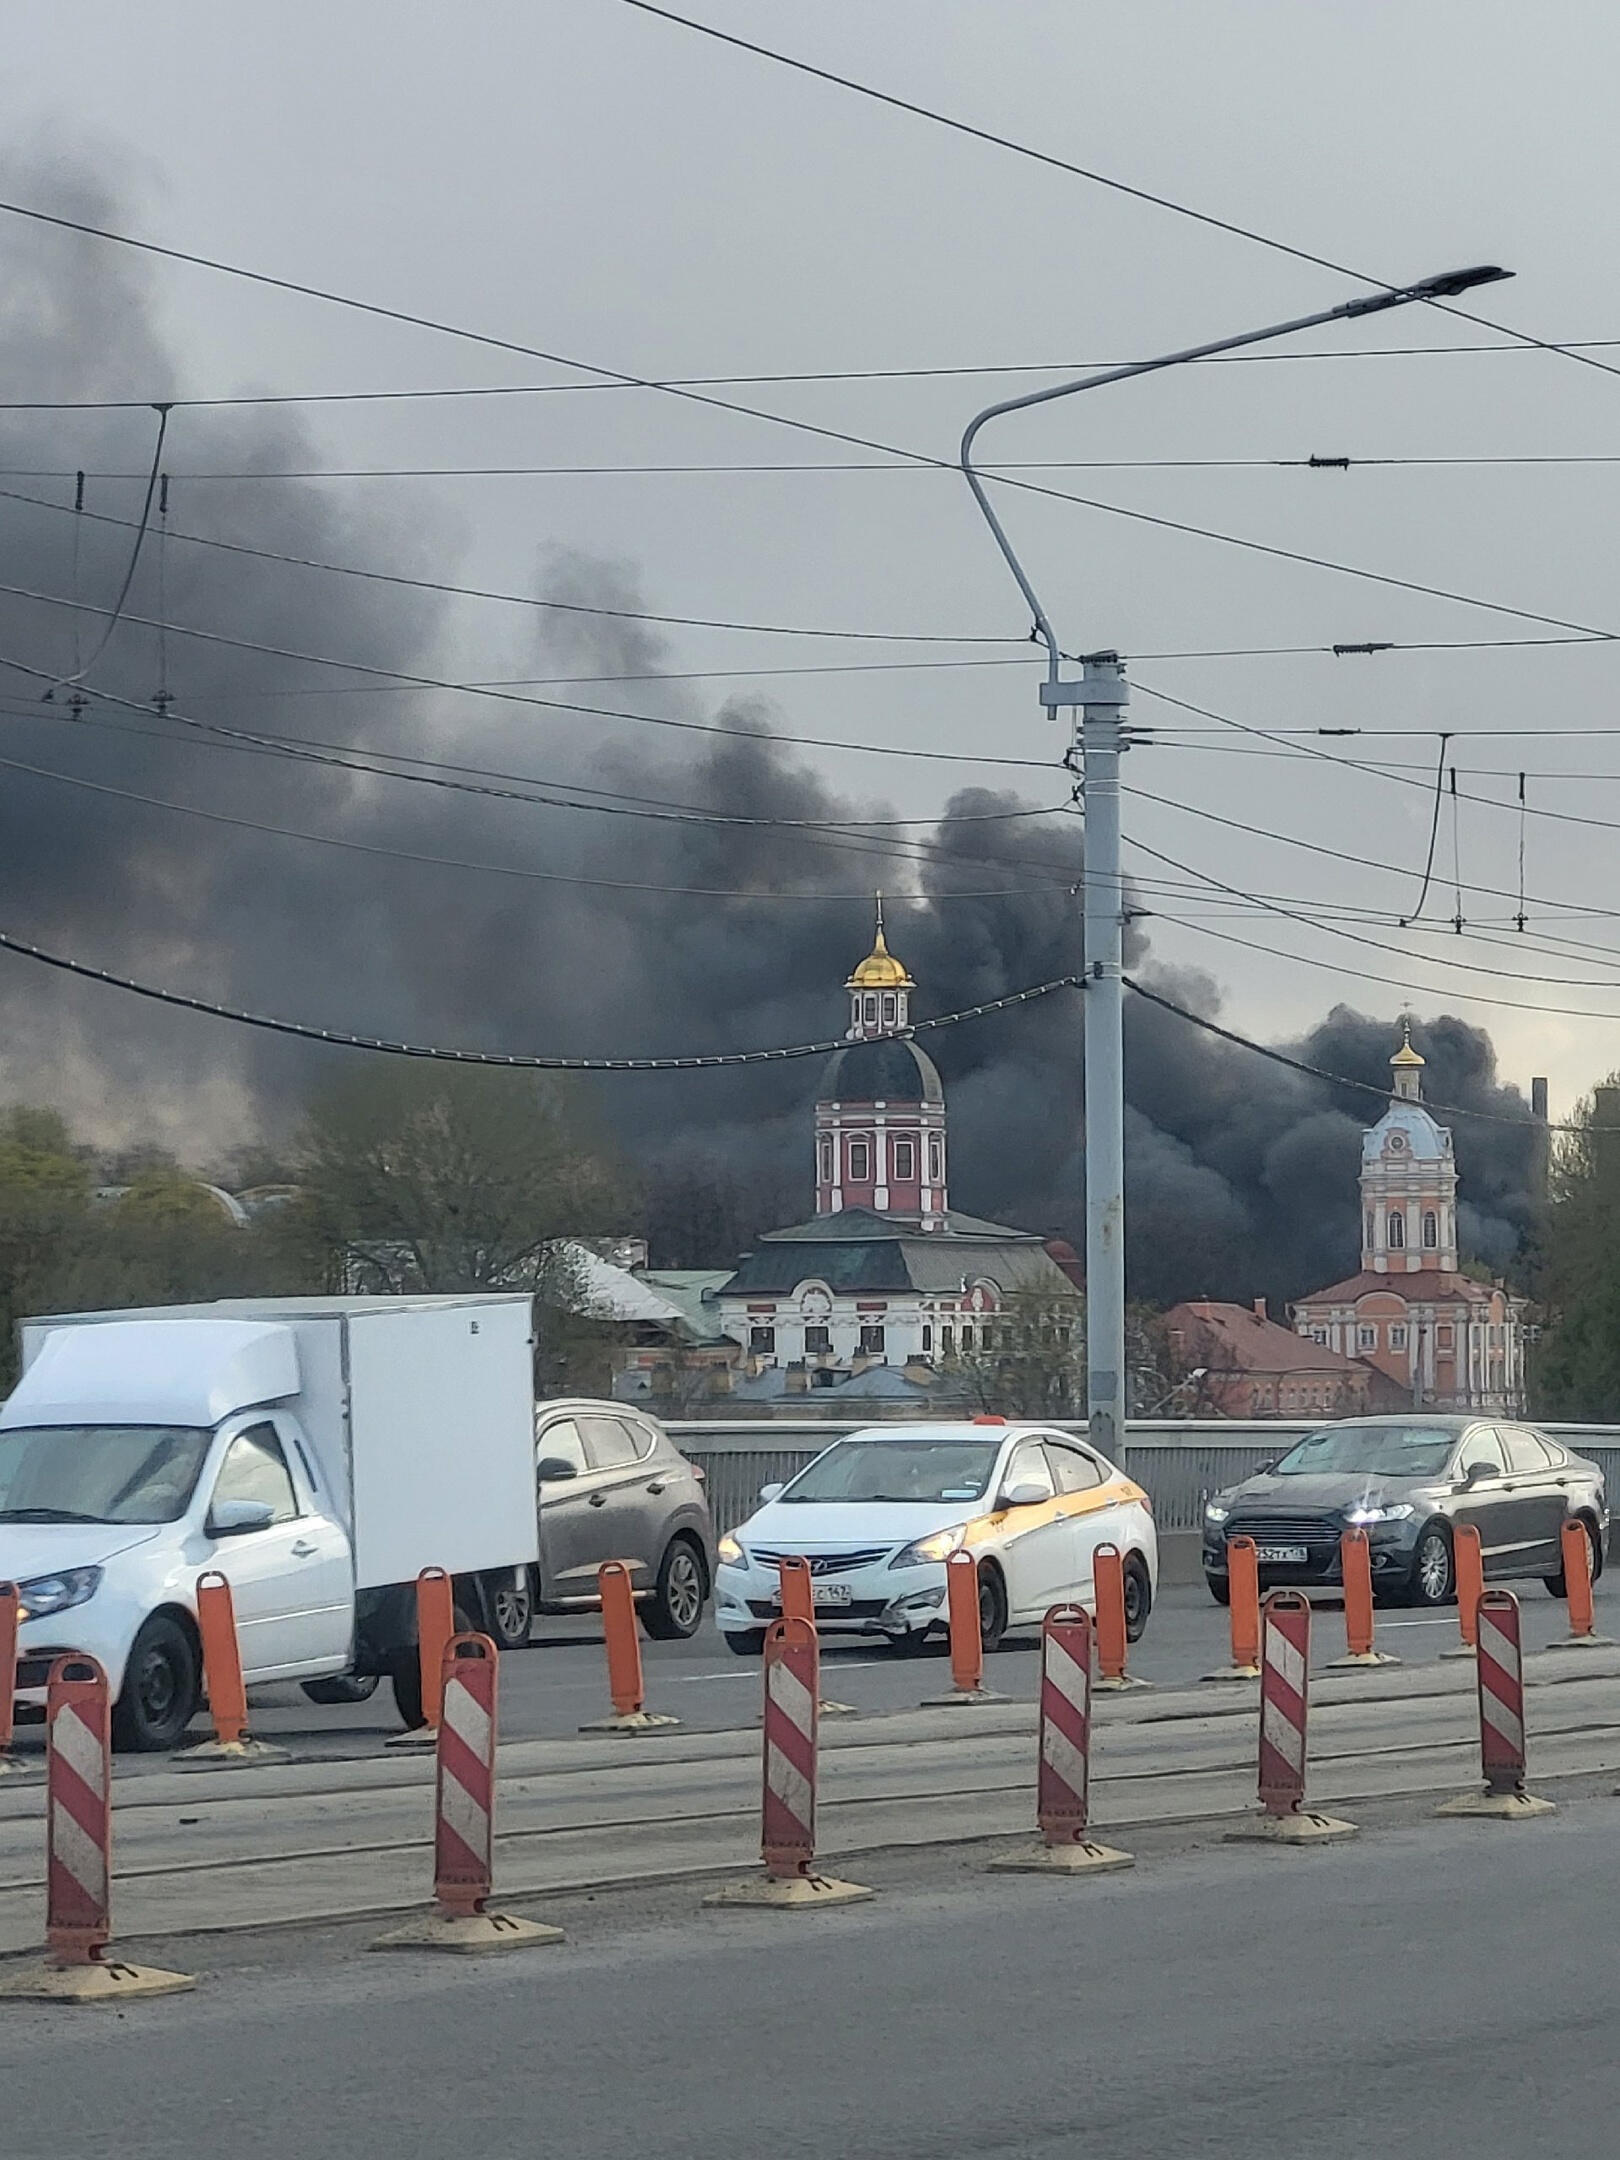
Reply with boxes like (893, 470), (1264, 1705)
(2, 0), (1618, 1117)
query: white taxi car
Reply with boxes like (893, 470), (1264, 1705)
(713, 1420), (1157, 1653)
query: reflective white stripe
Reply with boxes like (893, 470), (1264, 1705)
(1043, 1636), (1088, 1715)
(52, 1806), (107, 1907)
(1481, 1689), (1525, 1756)
(439, 1765), (490, 1862)
(768, 1656), (814, 1738)
(1041, 1721), (1088, 1798)
(1265, 1622), (1306, 1699)
(52, 1706), (105, 1799)
(441, 1677), (491, 1766)
(1478, 1613), (1516, 1675)
(766, 1746), (813, 1832)
(1262, 1696), (1304, 1771)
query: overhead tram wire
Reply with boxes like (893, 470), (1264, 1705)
(0, 205), (1612, 650)
(617, 1), (1620, 392)
(0, 926), (1081, 1070)
(1122, 976), (1614, 1132)
(35, 451), (1620, 478)
(0, 748), (1059, 904)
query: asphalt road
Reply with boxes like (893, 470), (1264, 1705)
(3, 1793), (1614, 2158)
(222, 1565), (1618, 1755)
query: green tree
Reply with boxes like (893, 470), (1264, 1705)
(1533, 1077), (1620, 1416)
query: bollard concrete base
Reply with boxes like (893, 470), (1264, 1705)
(1226, 1808), (1358, 1845)
(372, 1909), (565, 1954)
(1093, 1673), (1152, 1693)
(1550, 1633), (1616, 1651)
(578, 1710), (681, 1735)
(1200, 1663), (1262, 1684)
(919, 1685), (1006, 1708)
(1328, 1649), (1401, 1669)
(817, 1698), (860, 1717)
(173, 1736), (290, 1769)
(0, 1957), (195, 2004)
(384, 1725), (441, 1751)
(988, 1839), (1135, 1877)
(704, 1872), (875, 1911)
(1440, 1642), (1478, 1660)
(0, 1753), (43, 1779)
(1435, 1787), (1556, 1821)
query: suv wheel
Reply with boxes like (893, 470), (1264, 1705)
(487, 1567), (534, 1649)
(642, 1536), (707, 1640)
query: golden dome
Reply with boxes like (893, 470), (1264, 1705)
(846, 899), (914, 990)
(1390, 1021), (1425, 1068)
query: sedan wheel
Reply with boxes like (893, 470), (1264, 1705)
(1409, 1523), (1455, 1607)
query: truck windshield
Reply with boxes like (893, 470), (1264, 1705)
(0, 1425), (212, 1525)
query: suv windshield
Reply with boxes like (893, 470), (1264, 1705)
(0, 1424), (213, 1525)
(783, 1437), (1001, 1504)
(1272, 1424), (1457, 1479)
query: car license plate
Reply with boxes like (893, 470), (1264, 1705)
(813, 1582), (854, 1606)
(1253, 1544), (1308, 1565)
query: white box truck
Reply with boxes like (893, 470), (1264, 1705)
(0, 1294), (539, 1749)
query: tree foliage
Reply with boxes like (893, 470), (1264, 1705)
(1533, 1079), (1620, 1416)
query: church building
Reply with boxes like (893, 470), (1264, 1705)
(1290, 1027), (1528, 1413)
(708, 909), (1079, 1394)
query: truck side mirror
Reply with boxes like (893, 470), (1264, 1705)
(536, 1457), (578, 1484)
(209, 1499), (276, 1538)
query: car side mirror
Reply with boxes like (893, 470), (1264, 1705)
(209, 1499), (275, 1538)
(536, 1457), (578, 1484)
(759, 1481), (785, 1504)
(1000, 1479), (1049, 1510)
(1462, 1459), (1493, 1485)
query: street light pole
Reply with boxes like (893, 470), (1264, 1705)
(958, 265), (1510, 1463)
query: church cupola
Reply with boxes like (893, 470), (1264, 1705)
(816, 901), (947, 1229)
(1390, 1020), (1425, 1101)
(1360, 1021), (1458, 1273)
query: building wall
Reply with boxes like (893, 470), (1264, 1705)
(716, 1275), (1006, 1371)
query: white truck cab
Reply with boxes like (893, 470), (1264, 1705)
(1, 1295), (539, 1749)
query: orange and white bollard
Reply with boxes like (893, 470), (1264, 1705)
(1442, 1524), (1485, 1659)
(776, 1559), (856, 1716)
(0, 1655), (193, 2003)
(706, 1617), (873, 1909)
(1227, 1591), (1356, 1845)
(579, 1560), (679, 1734)
(922, 1549), (1003, 1706)
(375, 1633), (563, 1951)
(1091, 1543), (1149, 1692)
(177, 1572), (287, 1765)
(0, 1581), (37, 1779)
(1203, 1533), (1263, 1682)
(1554, 1518), (1611, 1648)
(1330, 1528), (1399, 1669)
(990, 1604), (1133, 1876)
(386, 1565), (460, 1750)
(1438, 1589), (1555, 1819)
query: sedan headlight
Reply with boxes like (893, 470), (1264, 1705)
(17, 1565), (102, 1619)
(1204, 1502), (1231, 1524)
(1344, 1502), (1414, 1525)
(716, 1534), (746, 1567)
(890, 1527), (965, 1569)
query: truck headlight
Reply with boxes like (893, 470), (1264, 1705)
(17, 1566), (102, 1620)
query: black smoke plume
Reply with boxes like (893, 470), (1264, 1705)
(0, 156), (1540, 1308)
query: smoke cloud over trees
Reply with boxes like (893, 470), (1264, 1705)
(0, 155), (1542, 1313)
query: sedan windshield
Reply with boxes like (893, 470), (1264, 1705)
(1272, 1424), (1457, 1479)
(782, 1437), (1002, 1504)
(0, 1424), (212, 1525)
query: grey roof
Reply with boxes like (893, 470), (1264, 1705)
(633, 1270), (732, 1341)
(719, 1210), (1078, 1300)
(818, 1036), (943, 1106)
(1363, 1101), (1452, 1164)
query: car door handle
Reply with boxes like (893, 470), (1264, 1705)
(290, 1539), (317, 1558)
(646, 1480), (667, 1496)
(588, 1493), (608, 1508)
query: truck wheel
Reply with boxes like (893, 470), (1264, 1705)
(111, 1615), (200, 1753)
(301, 1675), (380, 1706)
(390, 1602), (474, 1728)
(642, 1537), (707, 1640)
(486, 1567), (534, 1649)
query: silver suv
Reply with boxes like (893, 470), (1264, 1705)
(530, 1399), (715, 1639)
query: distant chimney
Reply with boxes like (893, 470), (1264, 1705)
(1532, 1077), (1548, 1121)
(1253, 1297), (1268, 1322)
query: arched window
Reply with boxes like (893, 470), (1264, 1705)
(1422, 1210), (1438, 1249)
(1388, 1210), (1405, 1250)
(881, 993), (896, 1026)
(891, 1136), (916, 1182)
(847, 1138), (871, 1183)
(863, 994), (878, 1026)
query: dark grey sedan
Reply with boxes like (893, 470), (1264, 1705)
(532, 1399), (715, 1638)
(1202, 1415), (1607, 1608)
